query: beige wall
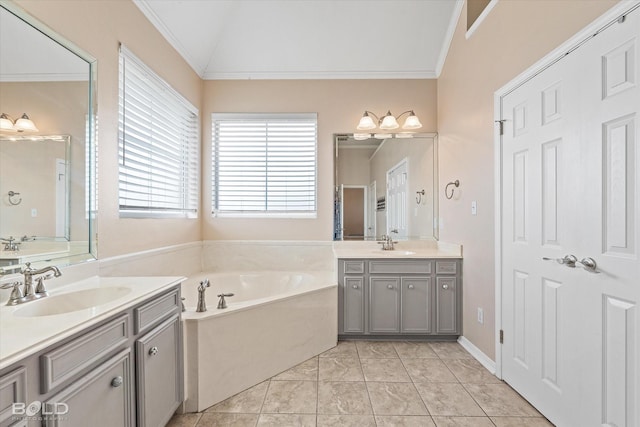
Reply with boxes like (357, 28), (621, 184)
(438, 0), (618, 359)
(203, 79), (437, 240)
(15, 0), (202, 258)
(337, 147), (374, 187)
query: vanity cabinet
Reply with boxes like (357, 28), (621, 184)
(0, 284), (182, 427)
(338, 259), (461, 339)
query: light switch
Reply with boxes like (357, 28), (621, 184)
(31, 208), (37, 217)
(471, 201), (477, 216)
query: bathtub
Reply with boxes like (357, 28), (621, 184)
(180, 270), (337, 413)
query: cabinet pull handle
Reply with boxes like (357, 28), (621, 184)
(149, 346), (159, 356)
(111, 376), (123, 388)
(387, 284), (394, 289)
(352, 284), (359, 289)
(408, 284), (414, 289)
(442, 284), (449, 290)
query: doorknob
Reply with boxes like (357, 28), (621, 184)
(543, 254), (577, 267)
(577, 257), (599, 273)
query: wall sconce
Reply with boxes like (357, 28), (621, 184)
(357, 110), (423, 131)
(0, 113), (39, 132)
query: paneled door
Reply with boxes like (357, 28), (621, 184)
(386, 159), (408, 238)
(500, 6), (639, 426)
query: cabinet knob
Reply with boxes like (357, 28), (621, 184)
(442, 284), (449, 290)
(387, 284), (394, 290)
(149, 346), (159, 356)
(352, 284), (359, 289)
(111, 376), (123, 388)
(408, 284), (415, 289)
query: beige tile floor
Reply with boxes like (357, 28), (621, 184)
(167, 341), (555, 427)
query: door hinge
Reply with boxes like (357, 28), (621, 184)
(495, 119), (506, 136)
(499, 329), (504, 344)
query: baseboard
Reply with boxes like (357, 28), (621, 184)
(458, 336), (496, 374)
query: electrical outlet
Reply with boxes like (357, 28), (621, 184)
(477, 307), (484, 324)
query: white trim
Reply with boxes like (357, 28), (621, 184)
(458, 336), (497, 374)
(465, 0), (499, 40)
(203, 70), (438, 80)
(493, 0), (640, 380)
(132, 0), (205, 77)
(435, 0), (464, 77)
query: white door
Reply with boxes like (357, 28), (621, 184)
(367, 181), (376, 239)
(387, 159), (408, 238)
(500, 6), (639, 427)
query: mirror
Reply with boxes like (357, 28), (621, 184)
(0, 3), (96, 274)
(334, 133), (438, 241)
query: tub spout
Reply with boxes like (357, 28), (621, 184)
(196, 279), (210, 312)
(217, 293), (234, 309)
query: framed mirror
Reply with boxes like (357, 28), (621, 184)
(0, 2), (97, 274)
(333, 133), (438, 241)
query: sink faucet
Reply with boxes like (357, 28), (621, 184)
(196, 279), (210, 312)
(377, 234), (398, 251)
(1, 262), (62, 305)
(1, 236), (20, 251)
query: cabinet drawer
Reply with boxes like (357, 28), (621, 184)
(369, 260), (431, 274)
(0, 367), (26, 427)
(41, 315), (129, 393)
(134, 288), (180, 334)
(343, 260), (365, 274)
(436, 261), (457, 274)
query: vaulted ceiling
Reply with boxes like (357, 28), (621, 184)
(134, 0), (462, 80)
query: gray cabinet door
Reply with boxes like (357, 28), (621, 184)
(369, 277), (400, 333)
(401, 277), (431, 333)
(136, 314), (183, 427)
(44, 349), (133, 427)
(436, 277), (457, 334)
(343, 276), (365, 333)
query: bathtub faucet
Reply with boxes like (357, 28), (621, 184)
(196, 279), (210, 312)
(217, 293), (234, 309)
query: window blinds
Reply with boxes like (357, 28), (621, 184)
(212, 113), (317, 216)
(118, 45), (199, 218)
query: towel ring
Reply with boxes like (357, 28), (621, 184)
(416, 190), (425, 204)
(445, 180), (459, 200)
(8, 191), (21, 206)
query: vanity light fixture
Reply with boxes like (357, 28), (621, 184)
(0, 113), (39, 132)
(357, 110), (423, 131)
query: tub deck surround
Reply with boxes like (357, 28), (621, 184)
(181, 270), (338, 413)
(333, 240), (462, 259)
(0, 275), (184, 370)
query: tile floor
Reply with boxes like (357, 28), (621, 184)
(167, 341), (554, 427)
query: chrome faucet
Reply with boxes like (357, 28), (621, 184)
(377, 234), (398, 251)
(1, 262), (61, 305)
(196, 279), (210, 312)
(1, 236), (20, 251)
(217, 293), (234, 309)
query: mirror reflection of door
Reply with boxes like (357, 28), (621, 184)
(343, 186), (366, 240)
(387, 159), (408, 239)
(366, 181), (376, 239)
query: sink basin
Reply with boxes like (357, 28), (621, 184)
(371, 250), (417, 256)
(13, 287), (132, 317)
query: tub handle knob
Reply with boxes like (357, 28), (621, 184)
(217, 293), (234, 309)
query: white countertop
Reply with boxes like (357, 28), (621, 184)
(333, 240), (462, 259)
(0, 275), (184, 370)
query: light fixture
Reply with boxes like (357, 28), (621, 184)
(0, 114), (16, 132)
(356, 110), (423, 132)
(13, 114), (39, 132)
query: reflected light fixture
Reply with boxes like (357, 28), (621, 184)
(357, 110), (423, 132)
(0, 113), (39, 132)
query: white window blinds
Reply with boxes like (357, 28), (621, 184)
(212, 113), (317, 217)
(118, 45), (199, 218)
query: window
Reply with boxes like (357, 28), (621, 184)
(212, 113), (317, 217)
(118, 45), (199, 218)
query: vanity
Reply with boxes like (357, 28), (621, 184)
(334, 242), (462, 340)
(0, 277), (183, 427)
